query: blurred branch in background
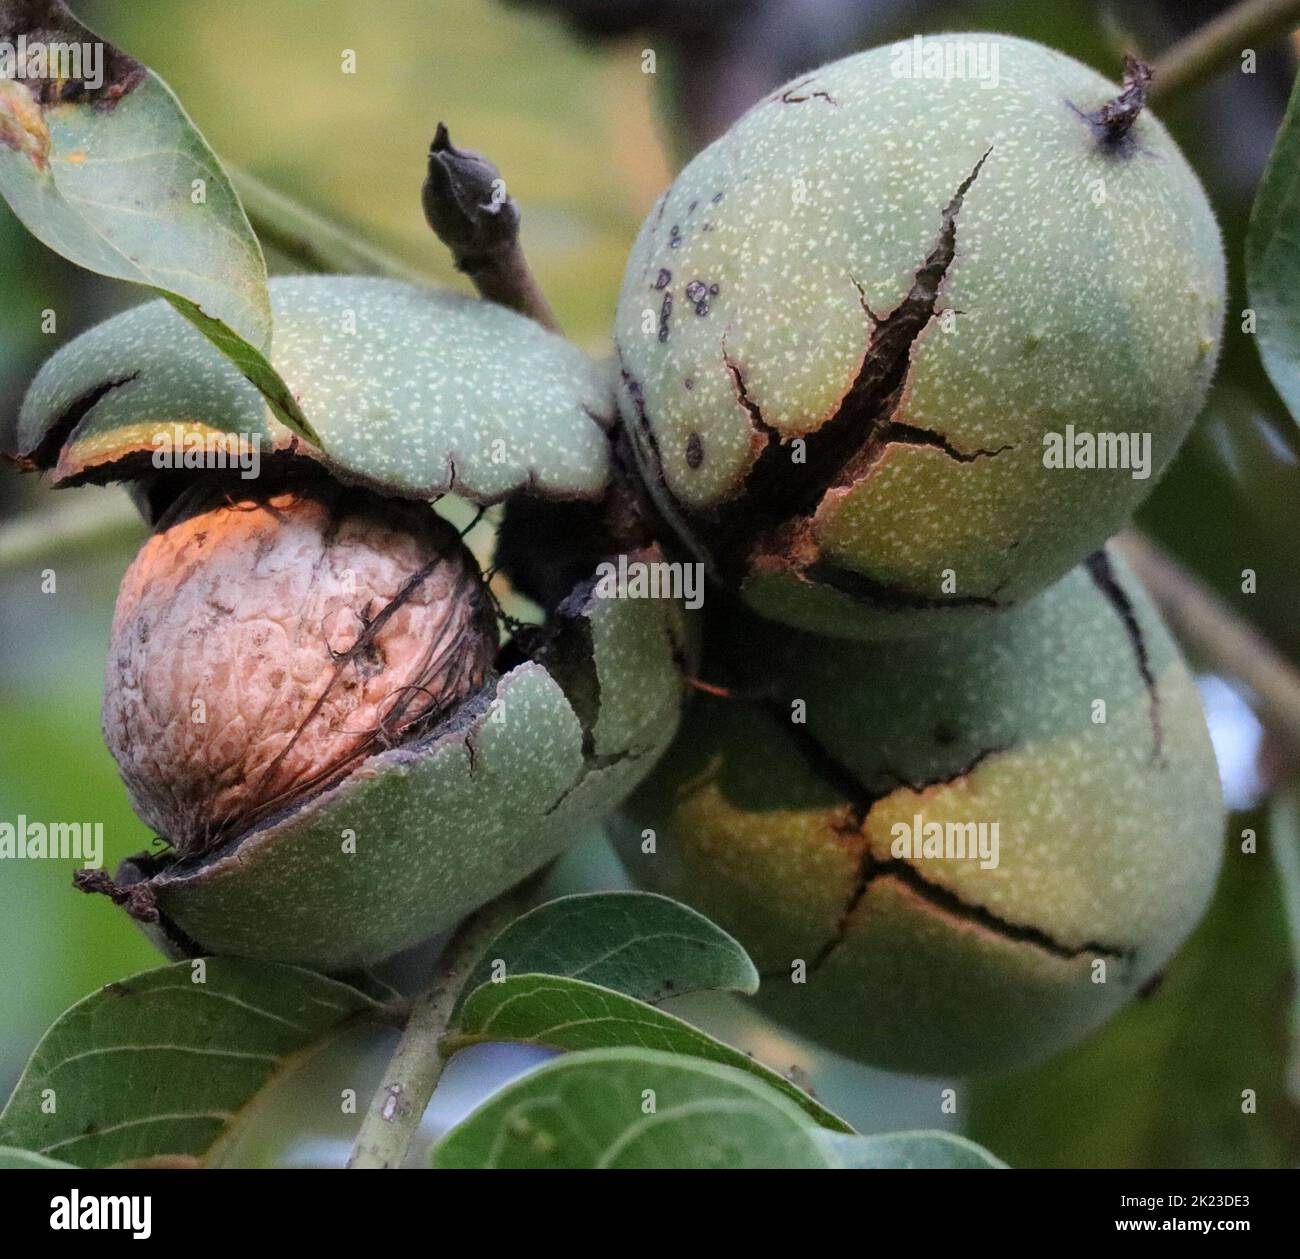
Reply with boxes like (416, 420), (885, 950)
(1150, 0), (1300, 107)
(0, 489), (143, 571)
(231, 170), (430, 284)
(1115, 532), (1300, 759)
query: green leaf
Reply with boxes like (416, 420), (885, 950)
(431, 1047), (834, 1168)
(0, 1), (315, 443)
(816, 1131), (1005, 1169)
(0, 960), (379, 1168)
(1247, 68), (1300, 424)
(448, 973), (850, 1131)
(462, 891), (759, 1006)
(0, 1146), (74, 1168)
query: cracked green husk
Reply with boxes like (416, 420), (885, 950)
(614, 35), (1225, 640)
(13, 274), (689, 969)
(612, 549), (1223, 1074)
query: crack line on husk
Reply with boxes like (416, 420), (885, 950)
(697, 150), (998, 591)
(812, 851), (1130, 970)
(14, 372), (140, 471)
(757, 704), (1128, 968)
(1085, 550), (1164, 759)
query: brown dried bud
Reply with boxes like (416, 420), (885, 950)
(422, 122), (518, 272)
(102, 482), (498, 856)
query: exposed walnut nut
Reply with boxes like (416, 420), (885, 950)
(102, 482), (498, 856)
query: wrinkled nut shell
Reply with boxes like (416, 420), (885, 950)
(103, 483), (497, 854)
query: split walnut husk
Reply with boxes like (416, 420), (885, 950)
(101, 479), (499, 858)
(15, 274), (690, 970)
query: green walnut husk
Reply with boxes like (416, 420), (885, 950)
(614, 35), (1225, 640)
(15, 275), (616, 503)
(611, 550), (1224, 1075)
(14, 275), (688, 970)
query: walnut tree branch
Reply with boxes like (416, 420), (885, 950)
(422, 123), (560, 333)
(1150, 0), (1300, 110)
(231, 169), (430, 284)
(1114, 531), (1300, 756)
(346, 879), (536, 1169)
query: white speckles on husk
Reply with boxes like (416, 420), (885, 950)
(615, 36), (1225, 639)
(612, 551), (1224, 1074)
(18, 276), (615, 503)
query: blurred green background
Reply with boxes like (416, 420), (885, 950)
(1, 0), (1298, 1167)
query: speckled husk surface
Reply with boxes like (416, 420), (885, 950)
(615, 35), (1225, 640)
(16, 275), (616, 502)
(612, 550), (1223, 1075)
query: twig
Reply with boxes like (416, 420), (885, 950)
(231, 169), (431, 284)
(1150, 0), (1300, 110)
(1113, 531), (1300, 755)
(421, 124), (560, 332)
(346, 881), (534, 1169)
(0, 489), (144, 573)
